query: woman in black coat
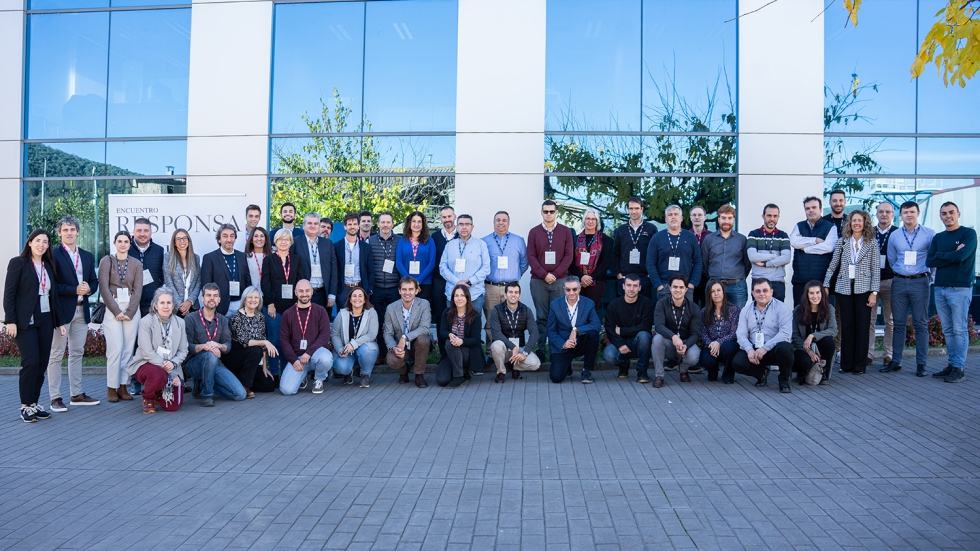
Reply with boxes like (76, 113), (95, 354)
(437, 284), (484, 388)
(4, 229), (66, 423)
(570, 208), (614, 317)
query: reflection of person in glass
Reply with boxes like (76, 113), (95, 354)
(5, 229), (66, 423)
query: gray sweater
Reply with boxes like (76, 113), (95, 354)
(791, 304), (838, 350)
(331, 307), (380, 352)
(126, 314), (188, 379)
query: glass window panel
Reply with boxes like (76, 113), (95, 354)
(916, 138), (980, 175)
(25, 142), (106, 178)
(27, 12), (110, 139)
(642, 0), (736, 132)
(105, 8), (190, 138)
(271, 2), (365, 134)
(916, 0), (980, 133)
(29, 0), (109, 9)
(824, 0), (916, 133)
(270, 137), (364, 175)
(825, 136), (915, 176)
(368, 135), (455, 172)
(362, 0), (457, 132)
(917, 179), (980, 275)
(643, 134), (737, 174)
(546, 0), (641, 131)
(111, 0), (191, 6)
(545, 134), (644, 173)
(105, 140), (187, 176)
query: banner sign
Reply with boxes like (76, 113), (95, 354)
(108, 194), (249, 256)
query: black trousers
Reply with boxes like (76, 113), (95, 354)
(792, 336), (836, 376)
(372, 286), (401, 354)
(732, 341), (794, 383)
(699, 340), (739, 381)
(837, 292), (872, 373)
(224, 344), (264, 389)
(15, 312), (54, 405)
(549, 331), (600, 383)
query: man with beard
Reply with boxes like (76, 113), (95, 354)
(130, 217), (165, 318)
(789, 196), (838, 305)
(358, 211), (373, 241)
(823, 190), (847, 236)
(271, 203), (305, 242)
(201, 224), (251, 315)
(701, 205), (751, 308)
(689, 205), (712, 306)
(612, 196), (657, 299)
(746, 204), (791, 302)
(431, 206), (458, 347)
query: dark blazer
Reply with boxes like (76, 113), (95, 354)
(131, 240), (165, 309)
(438, 309), (485, 371)
(432, 229), (457, 285)
(334, 238), (374, 295)
(200, 249), (252, 316)
(292, 235), (337, 296)
(4, 256), (63, 330)
(261, 252), (308, 314)
(51, 245), (98, 324)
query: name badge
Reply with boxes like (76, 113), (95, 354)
(668, 256), (680, 271)
(281, 284), (293, 299)
(299, 339), (308, 350)
(345, 264), (356, 278)
(156, 346), (171, 358)
(117, 287), (130, 303)
(142, 269), (153, 285)
(880, 254), (886, 268)
(497, 256), (508, 270)
(311, 264), (322, 279)
(39, 295), (50, 313)
(544, 251), (557, 265)
(455, 258), (467, 273)
(409, 261), (420, 275)
(509, 337), (520, 348)
(904, 251), (916, 266)
(753, 332), (765, 349)
(848, 265), (856, 280)
(579, 252), (591, 265)
(383, 259), (395, 273)
(629, 248), (641, 265)
(229, 281), (240, 297)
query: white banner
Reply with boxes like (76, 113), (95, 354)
(107, 193), (250, 256)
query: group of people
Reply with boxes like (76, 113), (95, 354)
(3, 193), (975, 423)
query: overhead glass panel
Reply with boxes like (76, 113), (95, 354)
(25, 142), (106, 179)
(105, 140), (187, 176)
(915, 0), (980, 133)
(916, 138), (980, 175)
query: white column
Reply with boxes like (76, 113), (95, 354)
(454, 0), (546, 243)
(185, 0), (272, 223)
(737, 0), (825, 305)
(0, 2), (25, 308)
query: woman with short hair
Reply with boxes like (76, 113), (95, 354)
(261, 229), (306, 377)
(127, 288), (188, 414)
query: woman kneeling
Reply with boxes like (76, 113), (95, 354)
(127, 288), (188, 413)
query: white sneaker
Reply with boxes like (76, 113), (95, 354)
(312, 380), (324, 394)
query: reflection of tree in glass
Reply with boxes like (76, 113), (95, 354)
(545, 68), (736, 226)
(271, 89), (450, 228)
(824, 73), (883, 207)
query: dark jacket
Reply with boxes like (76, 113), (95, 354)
(654, 297), (701, 348)
(791, 219), (835, 284)
(603, 295), (654, 348)
(4, 256), (63, 330)
(293, 235), (337, 296)
(569, 231), (614, 282)
(612, 221), (658, 278)
(334, 238), (374, 295)
(438, 309), (485, 370)
(792, 304), (838, 350)
(432, 229), (458, 287)
(488, 301), (538, 355)
(200, 249), (252, 316)
(261, 252), (307, 314)
(645, 229), (703, 290)
(368, 233), (402, 289)
(131, 240), (164, 309)
(51, 245), (98, 324)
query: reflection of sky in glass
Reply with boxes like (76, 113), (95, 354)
(29, 0), (188, 6)
(916, 139), (980, 175)
(545, 0), (641, 131)
(271, 135), (454, 174)
(106, 140), (187, 175)
(917, 0), (980, 132)
(642, 0), (736, 132)
(825, 0), (917, 133)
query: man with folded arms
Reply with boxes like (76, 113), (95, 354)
(602, 274), (654, 383)
(732, 278), (795, 393)
(488, 283), (541, 383)
(547, 276), (601, 384)
(279, 280), (334, 395)
(651, 274), (701, 388)
(384, 276), (433, 388)
(183, 283), (246, 406)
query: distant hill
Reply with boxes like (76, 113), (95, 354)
(26, 143), (141, 178)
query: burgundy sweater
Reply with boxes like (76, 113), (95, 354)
(527, 223), (575, 280)
(280, 303), (332, 364)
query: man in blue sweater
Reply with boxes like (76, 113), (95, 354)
(927, 201), (977, 383)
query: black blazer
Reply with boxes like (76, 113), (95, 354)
(292, 235), (337, 296)
(200, 249), (252, 316)
(432, 229), (457, 285)
(51, 245), (98, 324)
(334, 238), (375, 295)
(4, 256), (63, 330)
(261, 252), (308, 314)
(438, 309), (485, 369)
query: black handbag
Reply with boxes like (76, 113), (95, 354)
(91, 301), (106, 324)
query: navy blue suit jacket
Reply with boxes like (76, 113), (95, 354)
(200, 249), (252, 316)
(51, 245), (98, 324)
(547, 295), (602, 354)
(292, 235), (337, 297)
(334, 238), (374, 295)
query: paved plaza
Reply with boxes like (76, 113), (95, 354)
(0, 353), (978, 550)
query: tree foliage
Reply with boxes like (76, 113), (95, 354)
(846, 0), (979, 87)
(823, 73), (882, 207)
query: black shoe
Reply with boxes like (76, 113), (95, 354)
(617, 365), (629, 379)
(944, 367), (965, 383)
(398, 373), (410, 384)
(779, 382), (791, 393)
(880, 361), (902, 373)
(933, 364), (953, 378)
(916, 365), (929, 377)
(33, 405), (51, 420)
(20, 406), (37, 423)
(446, 377), (464, 389)
(343, 374), (354, 385)
(298, 376), (309, 390)
(755, 367), (770, 387)
(566, 366), (573, 380)
(636, 373), (650, 384)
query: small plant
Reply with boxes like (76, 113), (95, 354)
(905, 314), (980, 347)
(0, 327), (106, 357)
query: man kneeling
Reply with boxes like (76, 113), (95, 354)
(732, 278), (794, 392)
(547, 277), (601, 383)
(652, 274), (701, 388)
(279, 280), (334, 395)
(488, 282), (541, 383)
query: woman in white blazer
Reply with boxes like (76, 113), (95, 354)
(330, 287), (379, 388)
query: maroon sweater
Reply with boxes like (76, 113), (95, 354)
(280, 302), (332, 364)
(527, 223), (575, 280)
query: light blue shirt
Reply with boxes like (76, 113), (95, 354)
(887, 224), (936, 276)
(343, 239), (361, 284)
(439, 236), (491, 300)
(482, 231), (528, 283)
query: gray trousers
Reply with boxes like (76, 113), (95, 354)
(530, 278), (564, 350)
(870, 278), (894, 360)
(652, 333), (700, 378)
(46, 304), (88, 400)
(890, 276), (930, 367)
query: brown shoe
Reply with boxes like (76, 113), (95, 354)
(495, 373), (505, 383)
(512, 370), (522, 379)
(680, 372), (691, 383)
(50, 398), (68, 412)
(883, 356), (892, 367)
(415, 374), (427, 388)
(245, 388), (255, 399)
(106, 387), (119, 403)
(653, 376), (664, 388)
(117, 385), (133, 401)
(399, 373), (410, 384)
(70, 393), (100, 406)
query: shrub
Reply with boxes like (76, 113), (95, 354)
(905, 314), (980, 347)
(0, 327), (106, 357)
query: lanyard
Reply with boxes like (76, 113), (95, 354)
(493, 232), (509, 256)
(876, 227), (891, 253)
(351, 313), (362, 336)
(296, 306), (311, 340)
(280, 254), (291, 281)
(628, 223), (642, 248)
(379, 236), (393, 258)
(160, 317), (172, 347)
(402, 301), (414, 334)
(114, 256), (129, 283)
(566, 300), (578, 328)
(182, 262), (192, 301)
(199, 311), (219, 341)
(309, 238), (319, 264)
(901, 225), (919, 249)
(411, 238), (420, 260)
(543, 224), (555, 250)
(671, 302), (685, 332)
(752, 301), (771, 334)
(457, 238), (469, 256)
(34, 262), (47, 294)
(252, 253), (263, 279)
(759, 227), (777, 251)
(667, 232), (681, 255)
(346, 240), (358, 266)
(63, 244), (80, 273)
(222, 252), (238, 280)
(505, 305), (521, 335)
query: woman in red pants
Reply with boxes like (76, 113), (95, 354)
(127, 288), (188, 413)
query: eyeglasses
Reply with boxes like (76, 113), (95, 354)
(542, 210), (557, 214)
(564, 287), (580, 293)
(174, 236), (189, 242)
(457, 222), (473, 226)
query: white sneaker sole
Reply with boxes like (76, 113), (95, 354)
(50, 406), (68, 412)
(69, 401), (99, 406)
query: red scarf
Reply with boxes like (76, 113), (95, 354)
(575, 232), (602, 275)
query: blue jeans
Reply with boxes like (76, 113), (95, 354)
(935, 286), (971, 369)
(183, 352), (247, 400)
(602, 331), (652, 374)
(264, 311), (283, 376)
(332, 342), (379, 377)
(725, 281), (748, 309)
(279, 348), (334, 395)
